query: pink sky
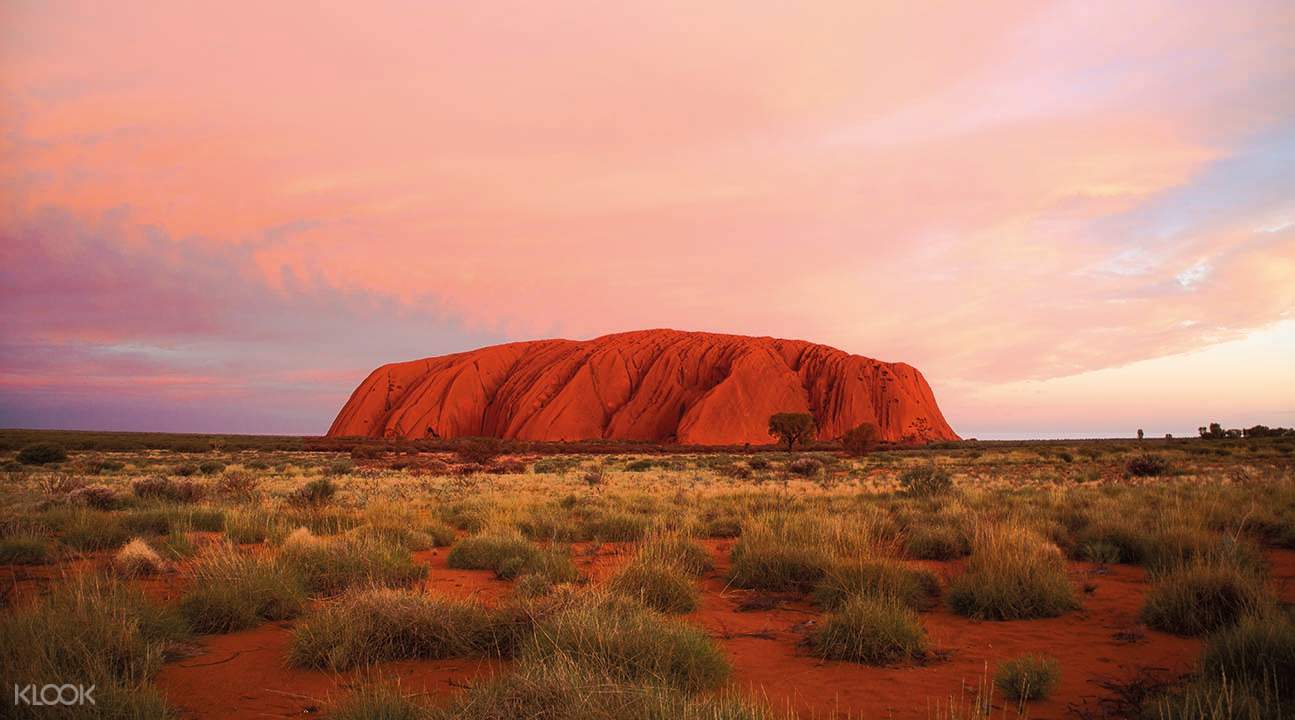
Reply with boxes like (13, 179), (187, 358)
(2, 1), (1293, 438)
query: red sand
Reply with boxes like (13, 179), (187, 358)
(13, 543), (1293, 719)
(327, 329), (958, 445)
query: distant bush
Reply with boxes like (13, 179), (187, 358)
(841, 423), (881, 456)
(173, 463), (198, 476)
(787, 457), (823, 477)
(899, 465), (953, 496)
(288, 478), (338, 507)
(68, 483), (124, 510)
(133, 475), (206, 503)
(1126, 454), (1170, 477)
(457, 437), (503, 465)
(217, 469), (260, 500)
(17, 442), (67, 465)
(768, 412), (816, 452)
(812, 596), (927, 665)
(994, 654), (1060, 701)
(197, 460), (225, 475)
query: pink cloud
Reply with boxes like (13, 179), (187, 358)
(2, 0), (1293, 435)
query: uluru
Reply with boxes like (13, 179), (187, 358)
(328, 329), (958, 445)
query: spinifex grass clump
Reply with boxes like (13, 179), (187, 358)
(904, 524), (967, 560)
(331, 683), (432, 720)
(812, 595), (928, 665)
(813, 559), (940, 611)
(113, 537), (165, 577)
(947, 523), (1078, 620)
(0, 531), (53, 564)
(290, 587), (496, 670)
(1200, 612), (1295, 701)
(277, 527), (427, 595)
(179, 543), (306, 633)
(522, 595), (730, 692)
(608, 559), (700, 613)
(994, 654), (1060, 701)
(638, 533), (714, 576)
(1141, 556), (1270, 636)
(0, 574), (188, 719)
(727, 516), (878, 592)
(435, 653), (778, 720)
(447, 531), (578, 583)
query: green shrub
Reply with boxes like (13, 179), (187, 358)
(1142, 560), (1270, 636)
(290, 588), (495, 670)
(947, 525), (1078, 620)
(180, 545), (306, 633)
(67, 483), (124, 510)
(812, 595), (927, 665)
(16, 442), (67, 465)
(521, 596), (729, 692)
(813, 560), (939, 611)
(899, 465), (953, 496)
(609, 561), (700, 613)
(994, 654), (1060, 701)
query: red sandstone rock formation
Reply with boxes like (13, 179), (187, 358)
(328, 329), (958, 445)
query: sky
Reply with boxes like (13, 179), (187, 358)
(1, 1), (1293, 440)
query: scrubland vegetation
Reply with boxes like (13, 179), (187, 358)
(0, 430), (1293, 719)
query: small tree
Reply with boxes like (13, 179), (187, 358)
(768, 412), (816, 452)
(841, 423), (880, 456)
(1137, 429), (1144, 440)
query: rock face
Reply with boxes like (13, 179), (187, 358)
(328, 329), (958, 445)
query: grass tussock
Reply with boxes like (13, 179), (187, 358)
(436, 653), (778, 720)
(289, 587), (495, 670)
(0, 531), (54, 564)
(1141, 558), (1271, 636)
(113, 537), (166, 578)
(179, 544), (306, 633)
(608, 559), (700, 613)
(0, 574), (187, 719)
(812, 559), (940, 611)
(447, 531), (578, 584)
(994, 654), (1060, 701)
(947, 523), (1078, 620)
(521, 595), (730, 692)
(331, 682), (432, 720)
(812, 595), (928, 665)
(277, 527), (427, 595)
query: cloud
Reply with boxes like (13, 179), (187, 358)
(1, 0), (1293, 434)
